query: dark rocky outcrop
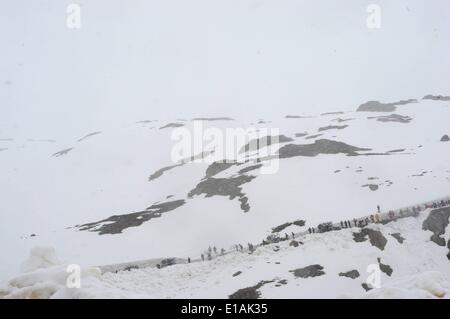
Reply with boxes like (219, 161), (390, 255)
(149, 163), (183, 181)
(229, 280), (273, 299)
(77, 131), (102, 142)
(272, 222), (292, 233)
(440, 135), (450, 142)
(278, 139), (371, 159)
(295, 132), (308, 138)
(362, 184), (379, 191)
(305, 134), (323, 140)
(368, 114), (412, 123)
(289, 240), (300, 247)
(339, 270), (360, 279)
(377, 258), (393, 276)
(290, 264), (325, 278)
(422, 207), (450, 247)
(321, 111), (344, 116)
(390, 233), (405, 244)
(204, 161), (236, 178)
(357, 99), (416, 112)
(52, 148), (74, 157)
(423, 94), (450, 101)
(285, 115), (313, 119)
(238, 164), (263, 175)
(362, 283), (373, 291)
(79, 199), (186, 235)
(232, 271), (242, 277)
(239, 135), (293, 154)
(159, 123), (184, 129)
(353, 228), (387, 250)
(318, 125), (348, 132)
(188, 175), (256, 212)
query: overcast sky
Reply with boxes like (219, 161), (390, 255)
(1, 0), (450, 139)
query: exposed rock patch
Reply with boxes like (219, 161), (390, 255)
(422, 207), (450, 247)
(232, 271), (242, 277)
(204, 161), (236, 178)
(305, 134), (323, 140)
(390, 233), (405, 244)
(388, 149), (406, 153)
(238, 164), (262, 175)
(318, 125), (348, 132)
(52, 148), (74, 157)
(368, 114), (412, 123)
(295, 132), (308, 138)
(149, 164), (183, 181)
(362, 283), (373, 291)
(353, 228), (387, 250)
(290, 264), (325, 278)
(271, 220), (305, 233)
(79, 199), (186, 235)
(229, 280), (273, 299)
(321, 111), (344, 116)
(240, 135), (293, 153)
(159, 123), (184, 129)
(377, 258), (393, 276)
(357, 99), (416, 112)
(423, 94), (450, 101)
(332, 118), (354, 123)
(77, 131), (102, 142)
(440, 135), (450, 142)
(339, 270), (360, 279)
(285, 115), (314, 119)
(278, 139), (371, 159)
(362, 184), (379, 191)
(188, 175), (256, 212)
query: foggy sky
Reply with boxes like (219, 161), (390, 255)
(1, 0), (450, 140)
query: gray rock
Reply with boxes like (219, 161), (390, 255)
(52, 147), (74, 157)
(377, 258), (393, 276)
(232, 271), (242, 277)
(188, 175), (256, 212)
(229, 280), (273, 299)
(318, 125), (348, 132)
(295, 132), (308, 138)
(390, 233), (405, 244)
(357, 99), (416, 112)
(368, 114), (412, 123)
(422, 207), (450, 247)
(440, 135), (450, 142)
(362, 184), (379, 191)
(353, 228), (387, 250)
(78, 199), (186, 235)
(239, 135), (293, 154)
(423, 94), (450, 101)
(204, 161), (236, 178)
(159, 123), (184, 129)
(290, 264), (325, 278)
(238, 164), (263, 175)
(77, 131), (102, 142)
(339, 270), (360, 279)
(278, 139), (371, 159)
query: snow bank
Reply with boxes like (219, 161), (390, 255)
(20, 246), (61, 273)
(0, 246), (102, 299)
(362, 271), (450, 299)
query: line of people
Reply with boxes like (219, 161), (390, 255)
(191, 199), (450, 265)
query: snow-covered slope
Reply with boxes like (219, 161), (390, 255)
(1, 207), (449, 299)
(1, 95), (450, 294)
